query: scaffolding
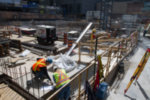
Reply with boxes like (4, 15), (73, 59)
(100, 0), (113, 31)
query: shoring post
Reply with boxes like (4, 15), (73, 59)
(78, 74), (81, 100)
(90, 31), (94, 56)
(117, 42), (120, 63)
(37, 80), (40, 98)
(8, 59), (11, 76)
(84, 69), (89, 100)
(12, 68), (18, 82)
(19, 40), (23, 52)
(136, 31), (138, 46)
(94, 37), (98, 80)
(3, 59), (5, 73)
(30, 70), (35, 96)
(86, 69), (89, 81)
(5, 43), (9, 55)
(16, 68), (19, 83)
(0, 45), (4, 57)
(0, 59), (3, 72)
(25, 67), (29, 92)
(131, 35), (133, 48)
(31, 70), (35, 96)
(19, 66), (24, 88)
(42, 83), (45, 95)
(120, 39), (124, 56)
(9, 67), (12, 78)
(78, 42), (81, 63)
(105, 48), (112, 77)
(13, 67), (16, 82)
(5, 59), (8, 75)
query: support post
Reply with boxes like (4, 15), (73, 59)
(78, 42), (81, 63)
(78, 74), (81, 100)
(105, 48), (112, 77)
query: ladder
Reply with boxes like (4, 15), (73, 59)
(124, 48), (150, 94)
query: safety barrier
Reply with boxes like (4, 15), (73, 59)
(46, 30), (138, 100)
(68, 39), (73, 49)
(0, 30), (138, 100)
(63, 33), (68, 45)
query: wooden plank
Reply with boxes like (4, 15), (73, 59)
(80, 43), (119, 47)
(98, 47), (127, 52)
(3, 87), (17, 99)
(1, 87), (13, 100)
(87, 38), (124, 42)
(0, 83), (24, 100)
(79, 43), (127, 51)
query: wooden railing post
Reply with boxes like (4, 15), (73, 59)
(78, 74), (81, 100)
(78, 42), (81, 63)
(105, 48), (112, 77)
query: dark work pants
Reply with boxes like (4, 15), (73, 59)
(32, 67), (51, 81)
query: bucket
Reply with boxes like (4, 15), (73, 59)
(95, 82), (108, 99)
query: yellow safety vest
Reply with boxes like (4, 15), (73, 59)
(53, 69), (70, 88)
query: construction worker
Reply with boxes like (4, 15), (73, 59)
(53, 67), (71, 100)
(32, 57), (53, 82)
(143, 23), (150, 37)
(91, 28), (96, 39)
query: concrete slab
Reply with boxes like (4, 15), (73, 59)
(10, 34), (36, 42)
(107, 35), (150, 100)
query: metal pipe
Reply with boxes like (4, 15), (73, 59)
(37, 80), (40, 98)
(31, 70), (35, 96)
(66, 22), (93, 56)
(13, 68), (16, 82)
(4, 59), (8, 74)
(42, 83), (45, 95)
(16, 67), (19, 83)
(25, 67), (29, 92)
(19, 67), (24, 88)
(20, 66), (24, 88)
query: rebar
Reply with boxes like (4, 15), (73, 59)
(31, 70), (35, 96)
(25, 67), (29, 92)
(20, 66), (24, 88)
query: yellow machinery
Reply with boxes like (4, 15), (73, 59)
(124, 48), (150, 94)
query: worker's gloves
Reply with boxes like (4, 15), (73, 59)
(47, 80), (53, 85)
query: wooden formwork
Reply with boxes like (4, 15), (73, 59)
(10, 39), (23, 52)
(44, 30), (138, 100)
(0, 43), (10, 57)
(0, 74), (38, 100)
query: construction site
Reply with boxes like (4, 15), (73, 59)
(0, 0), (150, 100)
